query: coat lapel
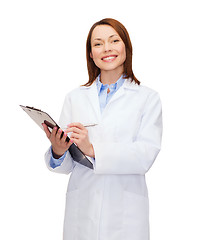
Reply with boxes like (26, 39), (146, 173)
(80, 82), (101, 122)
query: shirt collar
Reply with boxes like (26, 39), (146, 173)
(96, 74), (126, 94)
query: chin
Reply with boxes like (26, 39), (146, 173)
(101, 64), (124, 72)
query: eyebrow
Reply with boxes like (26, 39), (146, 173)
(93, 34), (119, 41)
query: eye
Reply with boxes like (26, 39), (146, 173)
(112, 39), (120, 44)
(94, 42), (102, 47)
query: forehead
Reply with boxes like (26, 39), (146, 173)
(91, 25), (120, 41)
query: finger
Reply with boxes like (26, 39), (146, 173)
(70, 132), (80, 140)
(66, 126), (83, 134)
(61, 131), (68, 143)
(51, 126), (58, 137)
(69, 137), (77, 144)
(42, 123), (51, 138)
(68, 122), (85, 130)
(55, 128), (63, 140)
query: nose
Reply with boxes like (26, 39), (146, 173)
(103, 42), (112, 52)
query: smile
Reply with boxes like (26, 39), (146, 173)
(101, 55), (117, 62)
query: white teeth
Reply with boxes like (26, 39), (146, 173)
(103, 56), (116, 60)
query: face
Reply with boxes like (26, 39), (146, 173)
(90, 25), (126, 75)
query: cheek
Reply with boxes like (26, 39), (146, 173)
(91, 48), (100, 60)
(120, 45), (126, 60)
(91, 49), (102, 67)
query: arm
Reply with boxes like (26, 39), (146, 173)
(45, 146), (75, 174)
(92, 92), (163, 175)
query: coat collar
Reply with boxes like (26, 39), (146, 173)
(80, 78), (140, 120)
(81, 78), (140, 91)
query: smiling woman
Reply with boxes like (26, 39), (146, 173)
(43, 17), (162, 240)
(85, 18), (140, 86)
(90, 25), (126, 84)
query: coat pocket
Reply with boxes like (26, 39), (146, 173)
(123, 191), (149, 240)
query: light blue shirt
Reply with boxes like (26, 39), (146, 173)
(96, 74), (125, 113)
(50, 75), (126, 168)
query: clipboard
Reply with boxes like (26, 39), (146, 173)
(20, 105), (94, 169)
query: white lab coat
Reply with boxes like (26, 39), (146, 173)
(45, 78), (162, 240)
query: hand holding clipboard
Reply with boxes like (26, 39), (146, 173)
(20, 105), (94, 169)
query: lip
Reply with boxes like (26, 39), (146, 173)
(101, 55), (118, 62)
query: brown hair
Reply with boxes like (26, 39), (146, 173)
(84, 18), (140, 86)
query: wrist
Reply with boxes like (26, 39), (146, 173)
(51, 147), (65, 159)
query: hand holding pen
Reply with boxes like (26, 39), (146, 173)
(65, 122), (96, 158)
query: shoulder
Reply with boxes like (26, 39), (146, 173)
(138, 85), (162, 113)
(64, 85), (85, 96)
(63, 83), (93, 101)
(124, 79), (160, 98)
(139, 85), (160, 97)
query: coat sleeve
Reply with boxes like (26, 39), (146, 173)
(92, 92), (163, 175)
(44, 94), (76, 174)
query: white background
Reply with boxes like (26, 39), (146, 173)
(0, 0), (201, 239)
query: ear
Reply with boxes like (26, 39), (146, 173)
(90, 52), (93, 59)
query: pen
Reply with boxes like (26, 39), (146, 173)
(84, 124), (98, 128)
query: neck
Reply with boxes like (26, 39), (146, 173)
(100, 69), (123, 85)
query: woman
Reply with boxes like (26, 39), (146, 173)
(43, 18), (162, 240)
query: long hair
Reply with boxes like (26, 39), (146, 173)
(84, 18), (140, 86)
